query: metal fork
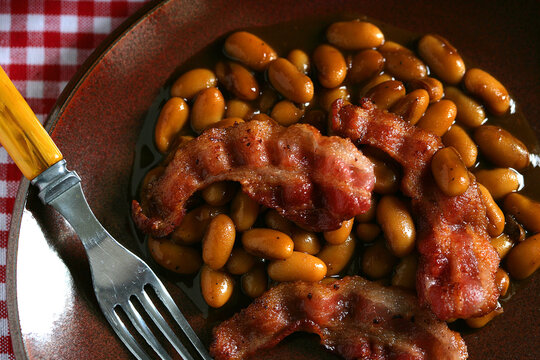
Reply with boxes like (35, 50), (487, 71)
(0, 66), (212, 360)
(33, 161), (213, 360)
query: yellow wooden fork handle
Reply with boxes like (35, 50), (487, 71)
(0, 66), (63, 180)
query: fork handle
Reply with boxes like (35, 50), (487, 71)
(0, 66), (63, 180)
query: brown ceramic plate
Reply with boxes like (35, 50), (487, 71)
(7, 0), (540, 359)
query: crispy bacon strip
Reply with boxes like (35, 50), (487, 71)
(133, 120), (374, 237)
(331, 99), (500, 320)
(210, 276), (468, 360)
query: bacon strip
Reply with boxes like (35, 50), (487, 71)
(331, 99), (500, 320)
(210, 276), (468, 360)
(133, 120), (374, 237)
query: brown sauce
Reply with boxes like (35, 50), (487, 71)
(129, 14), (540, 325)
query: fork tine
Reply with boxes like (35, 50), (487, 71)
(103, 308), (152, 360)
(123, 300), (173, 360)
(139, 291), (195, 360)
(151, 282), (213, 360)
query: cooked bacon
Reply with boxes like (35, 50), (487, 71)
(133, 120), (374, 237)
(331, 99), (500, 320)
(210, 276), (468, 360)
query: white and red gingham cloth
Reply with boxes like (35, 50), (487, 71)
(0, 1), (149, 357)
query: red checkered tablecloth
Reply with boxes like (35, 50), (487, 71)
(0, 1), (149, 357)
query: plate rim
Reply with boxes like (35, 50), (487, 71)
(6, 1), (169, 358)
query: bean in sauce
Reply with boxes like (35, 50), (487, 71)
(130, 14), (540, 328)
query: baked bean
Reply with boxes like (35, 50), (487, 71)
(379, 41), (427, 81)
(495, 268), (510, 297)
(378, 41), (401, 51)
(431, 147), (470, 197)
(191, 87), (225, 133)
(224, 31), (277, 71)
(391, 254), (418, 290)
(241, 263), (267, 298)
(324, 218), (354, 245)
(313, 44), (347, 88)
(154, 97), (189, 153)
(491, 233), (513, 259)
(317, 235), (356, 276)
(170, 134), (194, 149)
(444, 86), (486, 128)
(270, 100), (305, 126)
(268, 251), (327, 281)
(202, 181), (235, 206)
(503, 193), (540, 233)
(319, 86), (350, 111)
(200, 265), (234, 308)
(349, 49), (385, 84)
(465, 303), (503, 328)
(477, 184), (505, 237)
(202, 214), (236, 270)
(408, 77), (443, 103)
(389, 89), (430, 125)
(226, 247), (257, 275)
(287, 49), (310, 74)
(170, 68), (217, 99)
(230, 191), (259, 231)
(505, 234), (540, 279)
(504, 215), (526, 243)
(416, 99), (457, 137)
(257, 86), (279, 113)
(215, 61), (259, 101)
(463, 68), (510, 116)
(208, 117), (244, 129)
(242, 228), (293, 259)
(292, 228), (322, 254)
(268, 58), (314, 103)
(171, 204), (226, 245)
(326, 20), (384, 50)
(250, 113), (273, 122)
(442, 125), (477, 168)
(360, 73), (393, 96)
(355, 223), (381, 243)
(367, 155), (399, 194)
(377, 195), (415, 257)
(475, 168), (520, 200)
(474, 125), (529, 169)
(417, 34), (466, 84)
(355, 196), (377, 223)
(148, 237), (202, 274)
(264, 209), (293, 235)
(362, 241), (397, 279)
(365, 80), (406, 110)
(226, 99), (254, 120)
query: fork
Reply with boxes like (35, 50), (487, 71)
(0, 66), (213, 360)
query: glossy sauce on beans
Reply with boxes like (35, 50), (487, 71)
(130, 14), (540, 324)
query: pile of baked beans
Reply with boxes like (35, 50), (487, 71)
(143, 19), (540, 326)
